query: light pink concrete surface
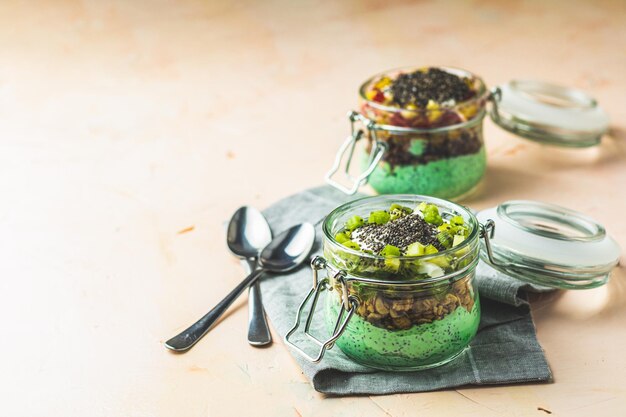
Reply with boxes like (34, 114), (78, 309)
(0, 1), (625, 416)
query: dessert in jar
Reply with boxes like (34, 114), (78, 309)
(328, 67), (489, 199)
(287, 195), (482, 370)
(325, 67), (610, 198)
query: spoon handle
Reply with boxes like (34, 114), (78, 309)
(244, 258), (272, 346)
(165, 268), (265, 352)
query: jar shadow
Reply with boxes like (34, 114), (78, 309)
(530, 264), (626, 321)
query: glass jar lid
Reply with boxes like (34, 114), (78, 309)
(490, 80), (609, 147)
(476, 200), (620, 289)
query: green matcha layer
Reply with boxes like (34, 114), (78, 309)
(365, 147), (486, 199)
(326, 295), (480, 370)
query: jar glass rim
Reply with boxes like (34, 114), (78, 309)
(358, 66), (489, 114)
(322, 194), (480, 263)
(497, 200), (606, 242)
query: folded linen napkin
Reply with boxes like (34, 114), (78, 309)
(259, 186), (553, 395)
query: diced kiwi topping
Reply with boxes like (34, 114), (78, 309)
(424, 244), (439, 255)
(450, 215), (465, 226)
(368, 210), (391, 225)
(342, 240), (361, 250)
(334, 232), (350, 244)
(346, 215), (364, 231)
(436, 231), (453, 248)
(335, 201), (471, 260)
(453, 234), (466, 247)
(421, 203), (443, 226)
(380, 244), (401, 257)
(405, 242), (425, 256)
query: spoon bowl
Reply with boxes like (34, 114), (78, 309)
(227, 207), (272, 258)
(260, 223), (316, 272)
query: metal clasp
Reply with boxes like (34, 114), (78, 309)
(284, 256), (358, 363)
(479, 219), (497, 265)
(480, 219), (552, 276)
(325, 111), (387, 195)
(487, 87), (504, 128)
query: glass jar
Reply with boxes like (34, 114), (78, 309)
(326, 67), (489, 199)
(325, 67), (609, 198)
(285, 195), (620, 371)
(286, 195), (482, 370)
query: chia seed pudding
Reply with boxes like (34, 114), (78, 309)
(322, 196), (481, 370)
(358, 67), (488, 199)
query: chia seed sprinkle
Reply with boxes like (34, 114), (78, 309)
(390, 68), (474, 108)
(351, 213), (444, 254)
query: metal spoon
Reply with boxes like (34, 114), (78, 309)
(227, 206), (272, 346)
(165, 222), (316, 352)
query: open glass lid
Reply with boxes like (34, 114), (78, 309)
(489, 80), (609, 147)
(476, 201), (620, 290)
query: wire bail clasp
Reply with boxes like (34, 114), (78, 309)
(325, 111), (387, 195)
(284, 256), (358, 362)
(480, 219), (550, 276)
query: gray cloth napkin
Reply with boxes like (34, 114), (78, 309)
(259, 186), (553, 395)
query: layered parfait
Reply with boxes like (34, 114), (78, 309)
(323, 199), (480, 370)
(359, 67), (488, 199)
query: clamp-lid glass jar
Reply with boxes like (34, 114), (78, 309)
(285, 195), (619, 371)
(286, 195), (482, 370)
(325, 66), (609, 198)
